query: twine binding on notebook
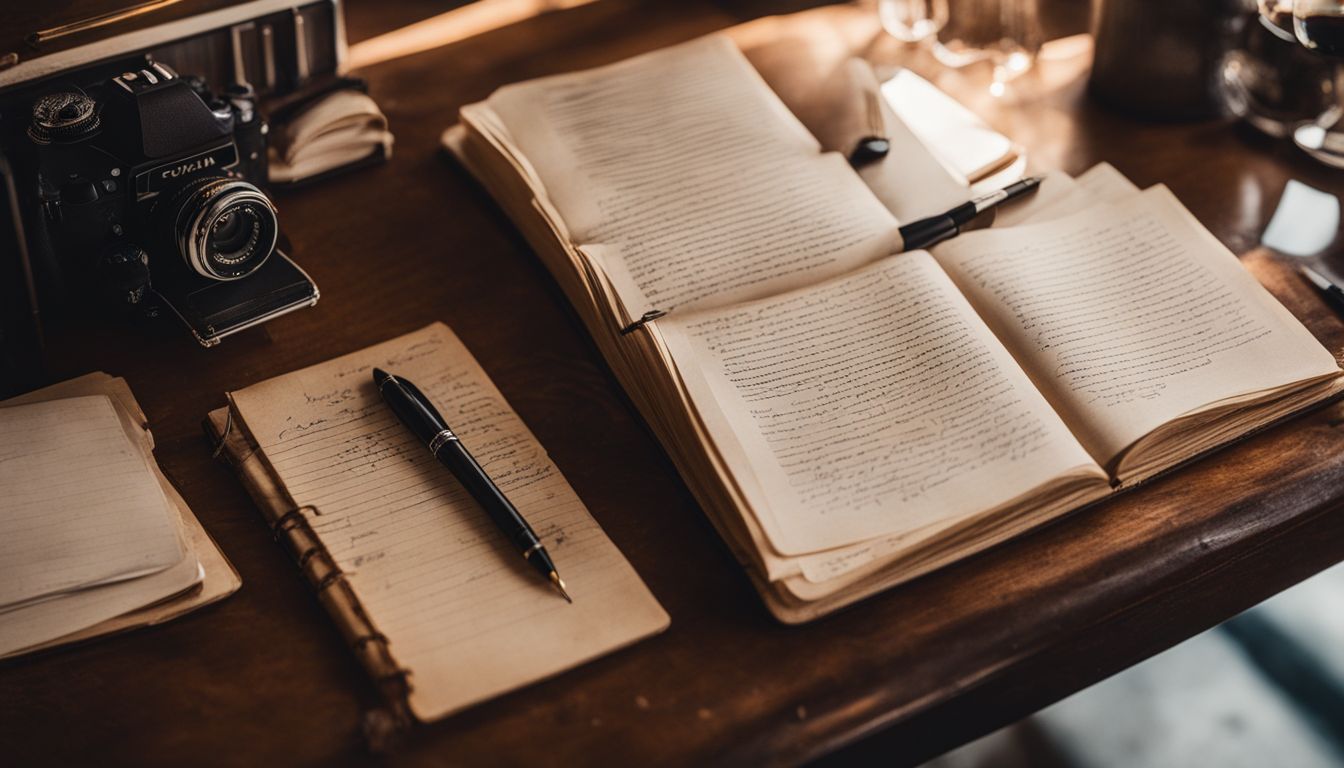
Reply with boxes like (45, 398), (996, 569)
(267, 501), (415, 743)
(213, 408), (414, 749)
(298, 544), (324, 568)
(316, 569), (345, 592)
(271, 505), (317, 540)
(353, 632), (388, 650)
(210, 408), (233, 459)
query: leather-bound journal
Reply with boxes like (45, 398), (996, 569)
(207, 323), (668, 724)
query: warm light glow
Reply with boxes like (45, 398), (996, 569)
(346, 0), (601, 71)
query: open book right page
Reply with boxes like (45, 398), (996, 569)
(931, 185), (1344, 479)
(656, 250), (1108, 556)
(466, 35), (901, 323)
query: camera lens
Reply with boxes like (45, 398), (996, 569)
(160, 176), (277, 280)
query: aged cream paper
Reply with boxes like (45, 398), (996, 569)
(935, 186), (1342, 466)
(230, 323), (667, 720)
(475, 35), (901, 318)
(0, 395), (183, 610)
(660, 252), (1104, 554)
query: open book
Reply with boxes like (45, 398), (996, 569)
(447, 35), (1344, 622)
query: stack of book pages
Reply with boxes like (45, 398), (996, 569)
(446, 35), (1344, 622)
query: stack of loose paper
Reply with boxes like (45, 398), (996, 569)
(0, 374), (239, 658)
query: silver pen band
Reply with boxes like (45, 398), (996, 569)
(428, 428), (458, 453)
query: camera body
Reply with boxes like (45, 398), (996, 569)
(14, 58), (317, 346)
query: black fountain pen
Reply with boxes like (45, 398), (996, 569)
(899, 176), (1043, 251)
(373, 368), (572, 603)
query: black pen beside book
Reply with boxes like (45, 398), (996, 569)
(373, 367), (572, 603)
(899, 176), (1043, 251)
(1300, 264), (1344, 315)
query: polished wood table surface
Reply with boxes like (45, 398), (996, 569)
(6, 2), (1344, 766)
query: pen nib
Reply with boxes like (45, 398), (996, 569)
(550, 571), (572, 604)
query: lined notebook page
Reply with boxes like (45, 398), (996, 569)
(0, 395), (183, 610)
(659, 252), (1102, 555)
(934, 186), (1342, 466)
(478, 34), (900, 318)
(230, 323), (667, 720)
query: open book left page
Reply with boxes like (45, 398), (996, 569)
(227, 323), (668, 721)
(465, 34), (901, 322)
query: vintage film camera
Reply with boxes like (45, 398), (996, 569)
(0, 2), (341, 350)
(18, 60), (317, 346)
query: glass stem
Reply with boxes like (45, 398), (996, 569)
(1334, 60), (1344, 117)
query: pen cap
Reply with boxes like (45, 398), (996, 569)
(900, 215), (959, 250)
(378, 374), (450, 446)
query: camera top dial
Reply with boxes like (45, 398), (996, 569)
(28, 92), (100, 144)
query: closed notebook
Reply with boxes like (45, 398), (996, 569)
(207, 322), (668, 722)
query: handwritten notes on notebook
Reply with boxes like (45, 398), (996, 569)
(936, 186), (1343, 465)
(0, 395), (183, 610)
(660, 253), (1098, 554)
(229, 323), (667, 720)
(478, 35), (899, 317)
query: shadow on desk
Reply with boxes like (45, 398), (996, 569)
(910, 562), (1344, 768)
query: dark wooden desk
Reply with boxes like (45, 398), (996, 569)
(5, 2), (1344, 766)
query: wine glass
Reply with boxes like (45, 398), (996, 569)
(1293, 0), (1344, 166)
(879, 0), (949, 44)
(1259, 0), (1297, 40)
(926, 0), (1041, 97)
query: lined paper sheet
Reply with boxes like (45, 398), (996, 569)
(659, 252), (1102, 554)
(0, 555), (202, 656)
(479, 35), (900, 318)
(935, 186), (1342, 466)
(0, 395), (183, 610)
(994, 163), (1140, 228)
(230, 323), (667, 720)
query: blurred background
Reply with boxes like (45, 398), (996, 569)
(923, 562), (1344, 768)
